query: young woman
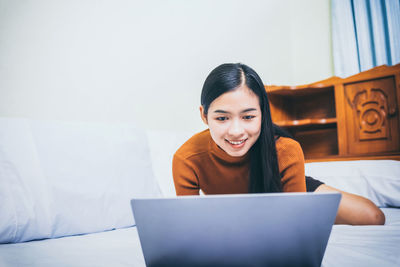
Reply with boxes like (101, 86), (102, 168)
(173, 63), (385, 225)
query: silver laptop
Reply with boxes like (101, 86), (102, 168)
(131, 192), (341, 267)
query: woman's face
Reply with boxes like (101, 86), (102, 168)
(201, 85), (262, 157)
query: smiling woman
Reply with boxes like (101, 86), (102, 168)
(173, 63), (306, 194)
(200, 86), (262, 158)
(172, 63), (385, 225)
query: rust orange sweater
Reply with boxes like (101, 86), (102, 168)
(172, 129), (306, 195)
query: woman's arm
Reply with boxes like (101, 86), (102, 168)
(315, 184), (385, 225)
(172, 154), (200, 195)
(276, 138), (307, 192)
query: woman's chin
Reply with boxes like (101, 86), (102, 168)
(225, 147), (249, 157)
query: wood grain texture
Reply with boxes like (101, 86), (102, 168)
(344, 77), (399, 155)
(334, 83), (347, 156)
(266, 64), (400, 161)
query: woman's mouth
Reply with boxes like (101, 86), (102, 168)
(226, 138), (247, 148)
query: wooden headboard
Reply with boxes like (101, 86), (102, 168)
(265, 64), (400, 163)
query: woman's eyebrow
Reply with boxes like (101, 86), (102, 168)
(213, 110), (229, 114)
(212, 108), (257, 114)
(241, 108), (257, 113)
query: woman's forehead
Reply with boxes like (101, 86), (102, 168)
(209, 85), (260, 112)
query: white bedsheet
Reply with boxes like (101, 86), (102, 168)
(322, 208), (400, 267)
(1, 208), (399, 267)
(0, 227), (145, 267)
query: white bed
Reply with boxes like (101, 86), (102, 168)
(1, 118), (400, 266)
(1, 208), (400, 267)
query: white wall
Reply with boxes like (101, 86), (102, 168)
(0, 0), (332, 131)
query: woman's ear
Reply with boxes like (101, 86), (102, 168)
(199, 106), (208, 125)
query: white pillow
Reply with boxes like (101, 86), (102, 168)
(0, 118), (161, 243)
(147, 130), (195, 197)
(0, 118), (50, 243)
(305, 160), (400, 208)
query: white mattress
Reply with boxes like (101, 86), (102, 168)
(322, 208), (400, 267)
(1, 208), (399, 267)
(0, 227), (145, 267)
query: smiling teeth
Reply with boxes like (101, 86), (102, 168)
(228, 140), (245, 145)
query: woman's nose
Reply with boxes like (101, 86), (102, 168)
(228, 119), (244, 136)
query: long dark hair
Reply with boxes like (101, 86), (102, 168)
(201, 63), (291, 193)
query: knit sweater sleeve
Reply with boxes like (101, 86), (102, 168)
(172, 153), (200, 195)
(276, 138), (307, 192)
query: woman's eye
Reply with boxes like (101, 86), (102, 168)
(243, 115), (255, 120)
(216, 117), (228, 121)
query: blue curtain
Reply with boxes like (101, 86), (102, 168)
(332, 0), (400, 77)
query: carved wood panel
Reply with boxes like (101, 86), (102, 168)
(344, 77), (399, 155)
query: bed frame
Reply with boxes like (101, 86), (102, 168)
(266, 64), (400, 162)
